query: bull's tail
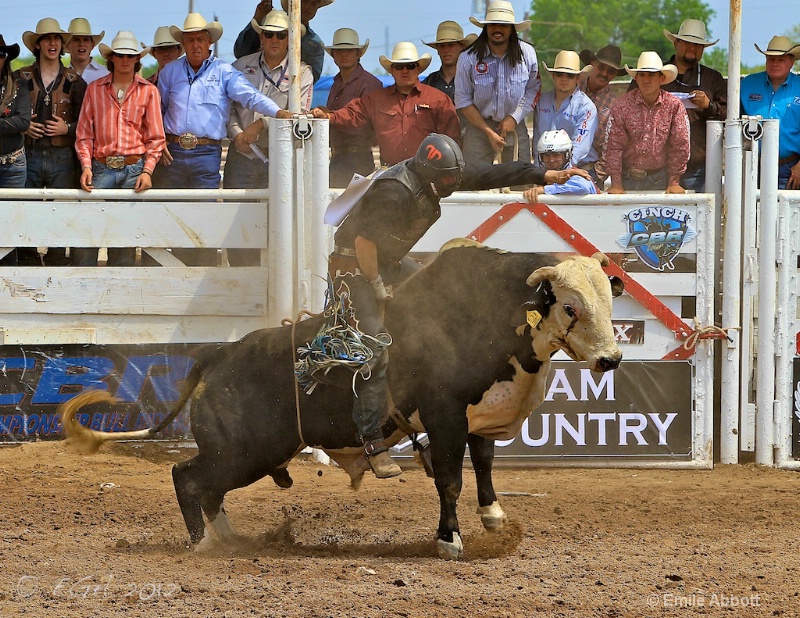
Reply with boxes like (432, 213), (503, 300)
(59, 350), (212, 453)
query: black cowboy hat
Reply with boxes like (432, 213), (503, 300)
(0, 34), (21, 61)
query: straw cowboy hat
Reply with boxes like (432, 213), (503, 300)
(579, 44), (626, 76)
(22, 18), (72, 53)
(67, 18), (105, 46)
(543, 50), (592, 75)
(0, 35), (21, 62)
(251, 10), (306, 37)
(146, 26), (181, 49)
(469, 0), (531, 32)
(99, 31), (149, 60)
(170, 13), (223, 44)
(280, 0), (333, 10)
(625, 51), (678, 84)
(664, 19), (718, 47)
(324, 28), (368, 57)
(754, 35), (800, 58)
(379, 42), (432, 72)
(422, 21), (474, 48)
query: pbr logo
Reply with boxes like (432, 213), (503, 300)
(616, 206), (696, 271)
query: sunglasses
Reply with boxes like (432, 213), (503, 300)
(392, 62), (419, 71)
(112, 52), (138, 59)
(552, 71), (577, 79)
(262, 31), (288, 40)
(0, 52), (7, 59)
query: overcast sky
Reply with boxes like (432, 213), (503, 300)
(4, 0), (794, 73)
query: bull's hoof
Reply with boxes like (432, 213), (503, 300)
(477, 502), (507, 531)
(271, 468), (293, 489)
(436, 532), (463, 560)
(193, 529), (215, 553)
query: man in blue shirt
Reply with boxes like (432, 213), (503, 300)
(524, 129), (598, 201)
(741, 35), (800, 190)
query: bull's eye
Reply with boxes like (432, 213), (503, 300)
(563, 304), (575, 318)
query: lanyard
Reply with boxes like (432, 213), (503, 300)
(186, 58), (212, 85)
(677, 65), (701, 90)
(261, 59), (287, 90)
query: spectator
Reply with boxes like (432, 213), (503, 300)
(145, 27), (182, 86)
(533, 50), (597, 169)
(423, 21), (477, 103)
(524, 129), (598, 202)
(658, 19), (727, 191)
(605, 52), (689, 194)
(225, 9), (313, 266)
(0, 35), (30, 192)
(578, 44), (625, 183)
(741, 36), (800, 190)
(74, 31), (165, 266)
(311, 42), (460, 167)
(323, 28), (382, 188)
(233, 0), (331, 83)
(66, 18), (109, 85)
(17, 18), (87, 266)
(455, 0), (540, 164)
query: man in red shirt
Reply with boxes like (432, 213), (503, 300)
(311, 42), (460, 166)
(605, 51), (689, 194)
(74, 31), (165, 265)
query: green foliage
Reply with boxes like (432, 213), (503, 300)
(527, 0), (715, 67)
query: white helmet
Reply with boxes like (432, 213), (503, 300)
(536, 129), (572, 168)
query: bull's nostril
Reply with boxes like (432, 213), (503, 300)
(598, 356), (621, 371)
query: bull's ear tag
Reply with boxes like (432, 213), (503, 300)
(526, 310), (542, 329)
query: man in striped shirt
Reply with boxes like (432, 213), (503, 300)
(74, 31), (165, 265)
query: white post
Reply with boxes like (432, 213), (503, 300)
(775, 194), (796, 466)
(309, 119), (331, 313)
(720, 120), (744, 463)
(705, 121), (724, 197)
(755, 119), (780, 465)
(268, 119), (297, 326)
(727, 0), (742, 120)
(287, 0), (301, 113)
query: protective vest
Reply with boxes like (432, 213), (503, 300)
(17, 63), (80, 147)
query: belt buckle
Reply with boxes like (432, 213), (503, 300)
(178, 132), (199, 150)
(628, 168), (647, 181)
(106, 155), (125, 170)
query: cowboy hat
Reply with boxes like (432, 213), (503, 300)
(251, 10), (306, 37)
(469, 0), (531, 32)
(664, 19), (718, 47)
(422, 21), (474, 48)
(579, 45), (626, 76)
(754, 35), (800, 58)
(625, 51), (678, 84)
(379, 42), (432, 72)
(324, 28), (368, 57)
(22, 18), (72, 53)
(146, 26), (181, 50)
(170, 13), (223, 44)
(543, 50), (592, 75)
(0, 34), (21, 61)
(99, 31), (149, 60)
(280, 0), (333, 10)
(67, 18), (105, 47)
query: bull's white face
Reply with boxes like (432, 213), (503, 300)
(528, 255), (622, 373)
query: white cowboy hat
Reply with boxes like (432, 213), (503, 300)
(146, 26), (181, 49)
(379, 41), (432, 72)
(754, 35), (800, 58)
(422, 21), (474, 48)
(280, 0), (333, 10)
(543, 50), (592, 75)
(664, 19), (718, 47)
(170, 13), (223, 45)
(324, 28), (368, 57)
(469, 0), (531, 32)
(625, 51), (678, 84)
(99, 31), (149, 60)
(67, 18), (105, 47)
(251, 10), (306, 37)
(22, 18), (72, 53)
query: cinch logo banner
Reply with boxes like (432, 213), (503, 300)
(0, 344), (206, 441)
(616, 206), (697, 272)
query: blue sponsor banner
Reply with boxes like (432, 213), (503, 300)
(0, 344), (206, 441)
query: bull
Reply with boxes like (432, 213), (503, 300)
(60, 240), (623, 559)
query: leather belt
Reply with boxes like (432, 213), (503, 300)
(166, 133), (221, 149)
(624, 167), (663, 181)
(95, 154), (142, 169)
(332, 146), (371, 156)
(0, 146), (25, 165)
(779, 155), (800, 166)
(333, 245), (357, 257)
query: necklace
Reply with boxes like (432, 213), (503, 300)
(42, 79), (56, 107)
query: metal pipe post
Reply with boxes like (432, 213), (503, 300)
(309, 119), (331, 313)
(727, 0), (742, 119)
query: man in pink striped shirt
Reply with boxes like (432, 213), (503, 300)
(75, 31), (165, 265)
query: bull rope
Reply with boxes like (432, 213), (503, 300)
(285, 310), (318, 447)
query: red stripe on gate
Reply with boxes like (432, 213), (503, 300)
(465, 202), (697, 360)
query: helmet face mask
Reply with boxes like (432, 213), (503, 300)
(413, 133), (465, 197)
(536, 129), (572, 169)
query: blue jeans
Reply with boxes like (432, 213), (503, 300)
(152, 143), (222, 266)
(681, 166), (706, 193)
(622, 167), (668, 192)
(778, 160), (797, 190)
(72, 159), (145, 266)
(0, 151), (27, 188)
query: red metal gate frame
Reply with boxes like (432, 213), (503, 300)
(466, 201), (713, 360)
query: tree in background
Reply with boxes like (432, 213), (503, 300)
(527, 0), (714, 68)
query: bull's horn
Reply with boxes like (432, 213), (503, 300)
(591, 251), (610, 266)
(526, 266), (558, 287)
(439, 237), (484, 254)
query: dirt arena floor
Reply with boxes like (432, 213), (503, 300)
(1, 441), (798, 617)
